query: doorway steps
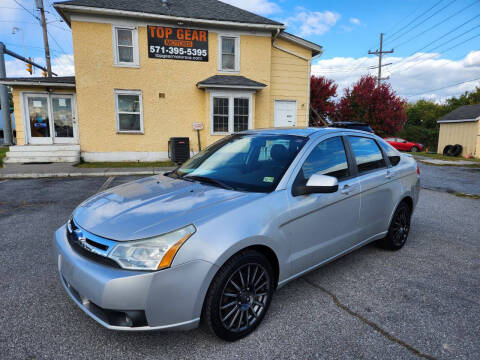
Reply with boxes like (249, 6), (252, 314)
(3, 145), (80, 164)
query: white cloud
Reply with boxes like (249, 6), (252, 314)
(285, 7), (340, 36)
(220, 0), (281, 15)
(349, 17), (361, 25)
(312, 50), (480, 103)
(5, 54), (74, 77)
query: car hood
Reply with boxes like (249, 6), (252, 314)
(73, 175), (261, 241)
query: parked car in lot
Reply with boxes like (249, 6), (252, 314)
(385, 137), (424, 152)
(54, 128), (420, 341)
(329, 121), (375, 133)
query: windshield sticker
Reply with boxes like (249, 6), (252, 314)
(263, 177), (274, 183)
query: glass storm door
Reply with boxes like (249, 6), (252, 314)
(26, 94), (52, 144)
(51, 95), (77, 144)
(25, 94), (78, 145)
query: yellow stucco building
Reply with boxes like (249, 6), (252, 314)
(0, 0), (322, 163)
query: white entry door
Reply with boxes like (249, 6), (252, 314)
(24, 93), (78, 144)
(274, 100), (297, 127)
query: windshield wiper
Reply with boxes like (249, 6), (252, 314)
(183, 175), (236, 190)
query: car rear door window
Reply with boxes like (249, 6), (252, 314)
(301, 136), (350, 181)
(378, 139), (401, 166)
(348, 136), (386, 174)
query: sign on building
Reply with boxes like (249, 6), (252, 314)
(147, 26), (208, 62)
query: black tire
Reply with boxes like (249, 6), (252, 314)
(203, 250), (274, 341)
(410, 146), (419, 152)
(443, 145), (453, 156)
(451, 144), (462, 157)
(378, 201), (412, 251)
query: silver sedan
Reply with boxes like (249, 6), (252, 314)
(54, 127), (420, 341)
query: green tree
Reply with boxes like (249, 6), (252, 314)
(399, 87), (480, 151)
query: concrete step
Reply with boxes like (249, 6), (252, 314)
(3, 155), (80, 164)
(8, 144), (80, 152)
(6, 150), (80, 158)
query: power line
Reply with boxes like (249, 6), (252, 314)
(12, 0), (39, 21)
(387, 0), (458, 45)
(405, 77), (480, 98)
(390, 0), (479, 50)
(388, 15), (480, 73)
(389, 33), (480, 76)
(384, 0), (446, 40)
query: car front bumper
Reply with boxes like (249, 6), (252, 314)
(54, 225), (218, 331)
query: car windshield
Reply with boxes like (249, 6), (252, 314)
(171, 133), (308, 192)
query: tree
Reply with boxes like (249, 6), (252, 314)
(400, 100), (446, 150)
(335, 75), (407, 137)
(309, 75), (337, 126)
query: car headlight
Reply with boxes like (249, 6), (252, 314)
(108, 225), (196, 271)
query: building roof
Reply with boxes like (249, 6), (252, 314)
(197, 75), (267, 90)
(437, 104), (480, 123)
(278, 31), (323, 56)
(54, 0), (283, 27)
(0, 76), (76, 87)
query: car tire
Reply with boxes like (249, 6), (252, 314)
(443, 145), (453, 156)
(410, 146), (419, 152)
(378, 201), (412, 251)
(451, 144), (462, 157)
(203, 250), (274, 341)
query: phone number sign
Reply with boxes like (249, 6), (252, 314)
(148, 26), (208, 62)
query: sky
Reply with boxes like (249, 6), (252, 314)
(0, 0), (479, 102)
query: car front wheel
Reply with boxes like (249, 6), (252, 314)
(411, 146), (419, 152)
(203, 250), (274, 341)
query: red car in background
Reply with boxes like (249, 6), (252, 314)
(384, 137), (424, 152)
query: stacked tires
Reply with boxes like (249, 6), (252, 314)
(442, 144), (463, 157)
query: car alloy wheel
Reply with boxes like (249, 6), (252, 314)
(391, 205), (410, 247)
(219, 263), (270, 332)
(203, 250), (274, 341)
(378, 201), (411, 251)
(411, 146), (418, 152)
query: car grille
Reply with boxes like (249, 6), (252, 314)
(66, 219), (120, 269)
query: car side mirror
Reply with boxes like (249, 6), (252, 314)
(293, 174), (339, 196)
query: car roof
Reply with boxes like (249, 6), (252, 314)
(242, 127), (373, 137)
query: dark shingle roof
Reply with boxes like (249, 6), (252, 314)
(197, 75), (266, 89)
(0, 76), (75, 86)
(54, 0), (283, 26)
(438, 104), (480, 121)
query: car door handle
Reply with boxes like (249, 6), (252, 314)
(385, 170), (392, 180)
(341, 184), (350, 195)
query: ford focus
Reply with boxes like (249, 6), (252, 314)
(54, 128), (420, 341)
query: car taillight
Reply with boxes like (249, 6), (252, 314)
(417, 164), (420, 176)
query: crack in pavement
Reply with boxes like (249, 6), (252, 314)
(301, 277), (437, 360)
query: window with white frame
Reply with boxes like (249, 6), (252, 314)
(115, 90), (143, 133)
(219, 35), (239, 72)
(211, 92), (251, 134)
(113, 26), (139, 66)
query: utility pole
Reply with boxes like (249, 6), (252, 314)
(36, 0), (52, 77)
(0, 43), (13, 146)
(368, 33), (393, 87)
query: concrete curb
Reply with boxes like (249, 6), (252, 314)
(0, 170), (166, 179)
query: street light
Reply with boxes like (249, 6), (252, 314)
(11, 27), (26, 60)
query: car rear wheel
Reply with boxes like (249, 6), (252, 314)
(203, 250), (274, 341)
(378, 201), (411, 251)
(410, 146), (419, 152)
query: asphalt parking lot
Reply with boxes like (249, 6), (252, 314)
(0, 172), (479, 360)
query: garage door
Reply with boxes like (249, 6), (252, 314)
(274, 100), (297, 127)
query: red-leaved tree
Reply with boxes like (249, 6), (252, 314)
(335, 75), (407, 136)
(310, 76), (337, 126)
